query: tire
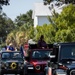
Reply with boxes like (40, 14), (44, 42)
(1, 72), (3, 75)
(44, 71), (46, 75)
(20, 70), (25, 75)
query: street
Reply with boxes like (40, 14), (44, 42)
(1, 74), (18, 75)
(4, 74), (20, 75)
(2, 73), (43, 75)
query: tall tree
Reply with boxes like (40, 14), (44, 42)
(48, 4), (75, 42)
(0, 11), (14, 43)
(43, 0), (75, 5)
(0, 0), (10, 10)
(15, 10), (33, 27)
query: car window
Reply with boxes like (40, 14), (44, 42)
(12, 53), (22, 58)
(2, 53), (10, 58)
(71, 48), (75, 56)
(32, 51), (41, 58)
(60, 45), (75, 60)
(32, 50), (51, 59)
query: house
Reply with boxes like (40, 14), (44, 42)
(32, 1), (67, 28)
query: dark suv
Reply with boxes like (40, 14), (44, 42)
(45, 42), (75, 75)
(25, 44), (53, 75)
(1, 51), (25, 75)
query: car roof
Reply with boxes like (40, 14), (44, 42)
(29, 44), (53, 49)
(54, 42), (75, 46)
(1, 51), (21, 53)
(30, 49), (53, 51)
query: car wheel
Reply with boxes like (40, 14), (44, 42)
(20, 71), (25, 75)
(44, 70), (48, 75)
(1, 73), (3, 75)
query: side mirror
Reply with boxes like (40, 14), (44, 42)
(47, 61), (54, 67)
(50, 55), (55, 58)
(25, 56), (30, 61)
(50, 55), (56, 62)
(48, 61), (58, 69)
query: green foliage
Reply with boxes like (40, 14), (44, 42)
(28, 26), (35, 39)
(58, 5), (75, 30)
(43, 0), (75, 5)
(6, 10), (34, 47)
(0, 11), (15, 42)
(15, 10), (33, 27)
(35, 24), (56, 43)
(34, 4), (75, 43)
(0, 0), (10, 10)
(0, 0), (9, 5)
(49, 4), (75, 43)
(5, 4), (75, 47)
(55, 29), (72, 42)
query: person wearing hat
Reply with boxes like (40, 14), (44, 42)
(6, 42), (15, 51)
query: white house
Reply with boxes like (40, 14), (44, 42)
(32, 1), (67, 28)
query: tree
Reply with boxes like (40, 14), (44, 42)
(0, 0), (10, 10)
(0, 0), (9, 5)
(48, 4), (75, 42)
(43, 0), (52, 5)
(6, 25), (34, 48)
(34, 24), (56, 43)
(43, 0), (75, 5)
(0, 11), (15, 43)
(32, 4), (75, 43)
(6, 10), (34, 47)
(15, 10), (33, 27)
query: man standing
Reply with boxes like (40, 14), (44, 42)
(20, 44), (24, 56)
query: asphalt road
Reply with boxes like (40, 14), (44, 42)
(4, 74), (20, 75)
(2, 73), (43, 75)
(1, 73), (42, 75)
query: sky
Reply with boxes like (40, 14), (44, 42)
(2, 0), (43, 21)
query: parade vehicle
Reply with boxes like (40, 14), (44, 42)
(24, 44), (53, 75)
(1, 51), (26, 75)
(45, 42), (75, 75)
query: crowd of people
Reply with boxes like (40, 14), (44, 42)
(1, 35), (48, 56)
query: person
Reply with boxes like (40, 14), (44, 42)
(37, 35), (47, 49)
(6, 42), (15, 51)
(20, 44), (24, 56)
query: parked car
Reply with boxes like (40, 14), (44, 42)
(24, 44), (53, 75)
(1, 51), (26, 75)
(45, 42), (75, 75)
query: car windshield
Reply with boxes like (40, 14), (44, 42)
(2, 52), (23, 59)
(32, 50), (52, 60)
(60, 45), (75, 61)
